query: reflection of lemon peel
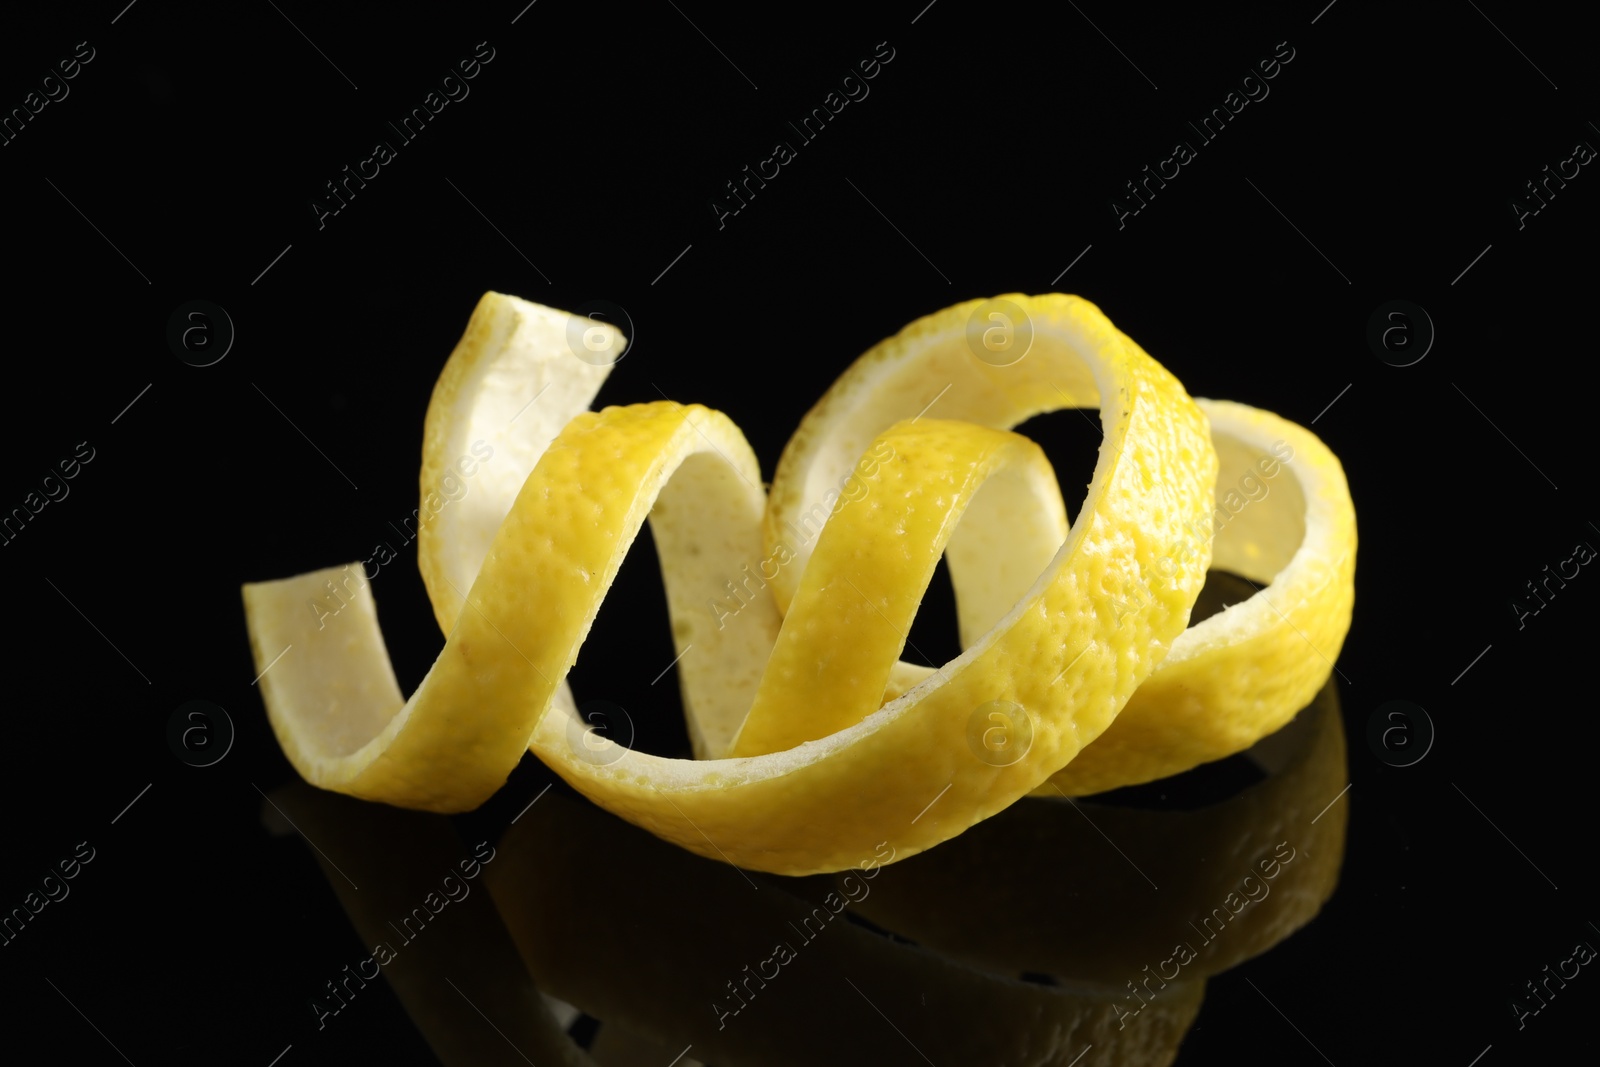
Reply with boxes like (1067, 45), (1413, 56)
(486, 790), (1205, 1067)
(242, 291), (1355, 879)
(832, 662), (1350, 983)
(265, 781), (596, 1067)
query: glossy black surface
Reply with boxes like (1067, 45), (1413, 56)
(1, 2), (1594, 1063)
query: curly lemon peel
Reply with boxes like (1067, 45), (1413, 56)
(244, 292), (1224, 875)
(417, 292), (618, 638)
(762, 295), (1355, 794)
(1043, 398), (1356, 795)
(725, 417), (1071, 758)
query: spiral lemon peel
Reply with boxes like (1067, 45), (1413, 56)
(243, 292), (1354, 877)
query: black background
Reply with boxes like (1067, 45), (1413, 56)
(0, 0), (1595, 1063)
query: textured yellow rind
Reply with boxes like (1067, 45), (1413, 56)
(417, 291), (617, 636)
(242, 292), (1217, 875)
(727, 418), (1070, 757)
(242, 291), (1357, 877)
(765, 294), (1137, 613)
(763, 296), (1354, 795)
(1044, 399), (1356, 794)
(248, 403), (733, 812)
(519, 357), (1212, 873)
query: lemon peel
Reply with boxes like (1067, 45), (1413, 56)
(243, 293), (1216, 873)
(764, 295), (1356, 794)
(417, 291), (618, 638)
(1043, 399), (1356, 795)
(242, 290), (1354, 878)
(725, 417), (1071, 758)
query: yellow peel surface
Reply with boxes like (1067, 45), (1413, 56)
(242, 291), (1354, 876)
